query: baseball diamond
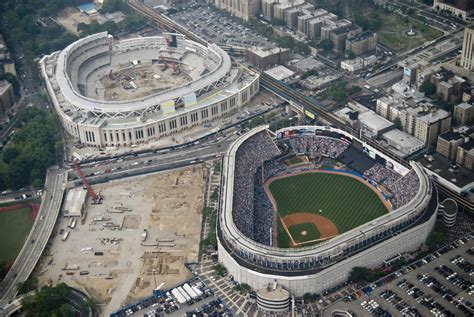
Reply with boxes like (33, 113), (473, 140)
(266, 171), (390, 248)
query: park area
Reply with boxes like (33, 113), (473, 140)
(0, 200), (40, 264)
(376, 13), (443, 53)
(267, 172), (390, 248)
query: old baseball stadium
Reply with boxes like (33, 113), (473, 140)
(40, 32), (259, 147)
(218, 125), (439, 296)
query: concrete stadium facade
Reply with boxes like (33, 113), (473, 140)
(218, 125), (438, 296)
(40, 32), (259, 148)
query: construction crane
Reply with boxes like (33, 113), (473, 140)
(72, 159), (103, 205)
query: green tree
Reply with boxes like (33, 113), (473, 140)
(214, 263), (227, 277)
(21, 283), (73, 316)
(318, 39), (334, 52)
(0, 73), (20, 96)
(393, 117), (403, 130)
(419, 81), (437, 96)
(235, 283), (252, 294)
(2, 148), (19, 164)
(100, 0), (130, 14)
(349, 266), (370, 283)
(17, 277), (38, 295)
(2, 107), (61, 189)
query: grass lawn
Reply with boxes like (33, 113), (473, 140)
(376, 13), (442, 52)
(269, 173), (388, 235)
(0, 206), (34, 263)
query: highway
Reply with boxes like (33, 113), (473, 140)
(0, 167), (67, 309)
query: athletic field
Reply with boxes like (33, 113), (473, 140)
(267, 172), (389, 248)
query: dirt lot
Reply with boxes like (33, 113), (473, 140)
(35, 166), (206, 315)
(100, 65), (191, 101)
(56, 7), (107, 36)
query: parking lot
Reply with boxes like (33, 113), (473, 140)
(324, 236), (474, 316)
(172, 4), (274, 49)
(112, 278), (232, 317)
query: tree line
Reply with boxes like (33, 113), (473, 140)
(0, 107), (62, 190)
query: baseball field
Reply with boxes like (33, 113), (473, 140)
(267, 171), (390, 248)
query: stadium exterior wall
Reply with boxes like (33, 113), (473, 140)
(218, 205), (437, 296)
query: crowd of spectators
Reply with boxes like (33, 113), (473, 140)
(233, 131), (280, 239)
(363, 163), (401, 188)
(253, 159), (288, 245)
(386, 170), (420, 209)
(362, 164), (420, 209)
(289, 136), (349, 159)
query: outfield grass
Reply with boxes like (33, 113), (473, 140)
(269, 173), (388, 235)
(0, 207), (34, 263)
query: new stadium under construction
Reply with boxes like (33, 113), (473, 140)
(40, 32), (259, 147)
(218, 125), (438, 296)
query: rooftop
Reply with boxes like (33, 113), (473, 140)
(460, 139), (474, 151)
(439, 131), (463, 142)
(359, 111), (394, 132)
(0, 80), (11, 93)
(416, 108), (451, 123)
(347, 30), (375, 42)
(264, 65), (295, 81)
(382, 129), (425, 153)
(456, 102), (473, 110)
(63, 188), (87, 217)
(418, 153), (474, 189)
(249, 47), (288, 58)
(256, 283), (290, 301)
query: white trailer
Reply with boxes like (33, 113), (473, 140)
(183, 283), (198, 299)
(177, 286), (191, 302)
(192, 286), (203, 297)
(62, 231), (70, 241)
(171, 288), (186, 304)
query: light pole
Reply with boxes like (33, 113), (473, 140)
(152, 269), (157, 289)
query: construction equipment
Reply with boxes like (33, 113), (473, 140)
(72, 159), (103, 205)
(172, 62), (180, 75)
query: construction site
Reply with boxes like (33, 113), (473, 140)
(99, 61), (189, 101)
(35, 165), (207, 316)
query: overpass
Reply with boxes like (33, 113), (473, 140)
(0, 168), (67, 309)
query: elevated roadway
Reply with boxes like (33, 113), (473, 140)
(0, 168), (67, 310)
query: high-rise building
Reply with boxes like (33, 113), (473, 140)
(207, 0), (261, 21)
(437, 131), (466, 160)
(345, 31), (378, 55)
(454, 102), (474, 126)
(460, 26), (474, 71)
(376, 98), (451, 145)
(456, 140), (474, 171)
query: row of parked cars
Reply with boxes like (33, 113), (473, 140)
(380, 289), (422, 316)
(185, 298), (231, 317)
(360, 299), (390, 317)
(398, 279), (454, 317)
